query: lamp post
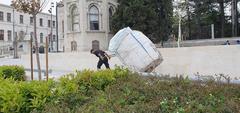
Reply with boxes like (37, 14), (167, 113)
(56, 1), (64, 52)
(48, 2), (54, 52)
(12, 8), (18, 58)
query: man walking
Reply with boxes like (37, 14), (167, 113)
(90, 49), (111, 69)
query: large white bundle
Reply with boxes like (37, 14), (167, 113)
(108, 27), (163, 72)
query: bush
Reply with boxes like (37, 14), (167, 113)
(0, 67), (240, 113)
(0, 65), (25, 81)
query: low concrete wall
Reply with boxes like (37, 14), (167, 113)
(156, 45), (240, 79)
(160, 37), (240, 48)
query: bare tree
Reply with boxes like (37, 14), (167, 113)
(11, 0), (49, 80)
(219, 0), (225, 38)
(232, 0), (238, 37)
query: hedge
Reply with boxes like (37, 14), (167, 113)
(0, 67), (239, 113)
(0, 65), (25, 81)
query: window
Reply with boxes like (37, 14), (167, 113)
(109, 6), (114, 17)
(70, 6), (79, 31)
(62, 20), (64, 33)
(40, 18), (43, 26)
(53, 35), (56, 41)
(71, 41), (77, 51)
(7, 13), (11, 22)
(53, 21), (55, 28)
(109, 6), (114, 31)
(0, 30), (4, 41)
(40, 33), (43, 43)
(48, 20), (51, 27)
(0, 11), (3, 21)
(20, 15), (23, 24)
(19, 31), (25, 41)
(89, 5), (99, 30)
(30, 17), (33, 25)
(7, 30), (11, 41)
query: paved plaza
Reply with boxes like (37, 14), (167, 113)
(0, 45), (240, 83)
(0, 52), (123, 80)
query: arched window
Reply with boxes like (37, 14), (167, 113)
(70, 6), (79, 31)
(89, 5), (99, 30)
(109, 6), (114, 31)
(71, 41), (77, 51)
(109, 6), (114, 17)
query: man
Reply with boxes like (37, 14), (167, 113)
(90, 49), (111, 69)
(225, 40), (230, 45)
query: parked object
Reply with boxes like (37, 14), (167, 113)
(224, 40), (231, 45)
(108, 27), (163, 72)
(237, 40), (240, 44)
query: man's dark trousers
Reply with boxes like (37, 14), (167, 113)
(97, 58), (110, 69)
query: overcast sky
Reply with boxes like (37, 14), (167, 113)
(0, 0), (60, 14)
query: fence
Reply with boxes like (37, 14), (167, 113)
(0, 43), (13, 58)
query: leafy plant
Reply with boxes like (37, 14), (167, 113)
(0, 67), (239, 113)
(0, 65), (25, 81)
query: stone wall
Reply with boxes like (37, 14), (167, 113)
(156, 45), (240, 79)
(159, 38), (240, 48)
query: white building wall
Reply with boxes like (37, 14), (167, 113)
(0, 3), (57, 53)
(62, 0), (118, 52)
(57, 6), (65, 52)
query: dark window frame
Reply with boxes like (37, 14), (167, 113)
(7, 13), (11, 22)
(0, 11), (4, 21)
(7, 30), (12, 41)
(0, 30), (4, 41)
(40, 18), (43, 26)
(89, 5), (99, 31)
(20, 15), (24, 24)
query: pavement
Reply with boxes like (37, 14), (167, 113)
(0, 52), (123, 80)
(0, 45), (240, 83)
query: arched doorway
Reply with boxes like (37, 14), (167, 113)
(71, 41), (77, 51)
(92, 40), (100, 50)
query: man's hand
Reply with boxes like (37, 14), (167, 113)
(104, 53), (111, 60)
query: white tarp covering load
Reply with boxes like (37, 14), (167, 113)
(108, 27), (163, 72)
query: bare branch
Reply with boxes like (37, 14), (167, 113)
(39, 0), (50, 13)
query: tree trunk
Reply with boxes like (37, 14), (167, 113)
(232, 0), (238, 37)
(195, 1), (201, 39)
(186, 0), (191, 40)
(33, 14), (42, 80)
(219, 0), (225, 38)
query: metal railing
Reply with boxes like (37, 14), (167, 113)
(0, 45), (14, 58)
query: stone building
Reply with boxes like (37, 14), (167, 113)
(60, 0), (118, 52)
(0, 3), (57, 55)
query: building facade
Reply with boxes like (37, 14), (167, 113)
(60, 0), (118, 52)
(0, 3), (58, 55)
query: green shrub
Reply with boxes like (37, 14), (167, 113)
(0, 78), (25, 113)
(18, 80), (55, 112)
(0, 78), (55, 113)
(0, 65), (25, 81)
(0, 67), (240, 113)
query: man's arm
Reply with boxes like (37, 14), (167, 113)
(104, 53), (111, 60)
